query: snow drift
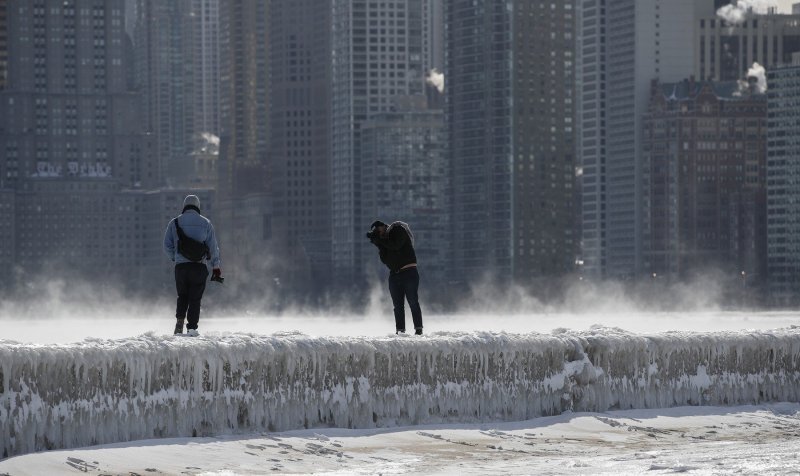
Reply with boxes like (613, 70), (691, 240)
(2, 328), (800, 458)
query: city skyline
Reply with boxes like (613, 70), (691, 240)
(0, 0), (799, 305)
(4, 2), (800, 472)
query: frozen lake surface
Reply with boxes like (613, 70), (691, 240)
(2, 403), (800, 475)
(3, 309), (800, 344)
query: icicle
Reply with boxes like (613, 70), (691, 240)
(2, 329), (800, 457)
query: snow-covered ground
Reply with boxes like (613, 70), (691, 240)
(2, 403), (800, 475)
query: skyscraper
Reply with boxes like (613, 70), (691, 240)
(579, 0), (717, 279)
(0, 0), (7, 91)
(445, 0), (578, 283)
(643, 79), (767, 284)
(423, 0), (444, 78)
(766, 54), (800, 304)
(218, 0), (268, 203)
(331, 0), (439, 283)
(268, 0), (333, 293)
(216, 0), (271, 283)
(1, 0), (156, 189)
(0, 190), (13, 271)
(695, 10), (800, 82)
(190, 0), (220, 141)
(360, 96), (447, 283)
(510, 1), (578, 281)
(0, 0), (169, 281)
(133, 0), (220, 187)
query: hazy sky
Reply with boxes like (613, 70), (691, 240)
(775, 0), (798, 12)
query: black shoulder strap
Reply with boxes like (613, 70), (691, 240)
(174, 216), (185, 238)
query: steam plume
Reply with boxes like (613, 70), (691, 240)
(426, 68), (444, 93)
(201, 132), (220, 147)
(747, 62), (767, 93)
(716, 1), (775, 25)
(734, 62), (768, 96)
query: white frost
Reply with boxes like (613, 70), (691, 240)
(2, 328), (800, 458)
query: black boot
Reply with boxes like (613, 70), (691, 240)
(174, 318), (185, 335)
(415, 328), (423, 335)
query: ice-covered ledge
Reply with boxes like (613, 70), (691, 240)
(2, 328), (800, 458)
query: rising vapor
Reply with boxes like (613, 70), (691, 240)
(716, 0), (773, 25)
(201, 132), (220, 147)
(426, 68), (444, 93)
(747, 62), (768, 93)
(735, 62), (768, 96)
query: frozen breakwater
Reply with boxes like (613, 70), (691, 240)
(2, 328), (800, 457)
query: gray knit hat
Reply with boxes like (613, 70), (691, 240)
(183, 194), (201, 210)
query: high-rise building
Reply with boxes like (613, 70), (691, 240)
(0, 189), (13, 270)
(10, 183), (213, 284)
(423, 0), (444, 77)
(1, 0), (157, 190)
(360, 96), (447, 283)
(695, 11), (800, 82)
(124, 0), (137, 38)
(331, 0), (439, 284)
(268, 0), (333, 293)
(643, 79), (767, 284)
(766, 54), (800, 303)
(578, 0), (717, 279)
(445, 0), (577, 283)
(510, 1), (578, 281)
(190, 0), (220, 141)
(216, 0), (271, 283)
(218, 0), (269, 201)
(133, 0), (220, 187)
(0, 0), (7, 91)
(0, 0), (174, 282)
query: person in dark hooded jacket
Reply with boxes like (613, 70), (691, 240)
(367, 220), (423, 335)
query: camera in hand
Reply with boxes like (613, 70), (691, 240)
(367, 220), (386, 242)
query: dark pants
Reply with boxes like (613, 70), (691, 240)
(388, 267), (422, 332)
(175, 262), (209, 330)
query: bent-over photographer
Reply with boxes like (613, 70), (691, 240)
(367, 220), (423, 335)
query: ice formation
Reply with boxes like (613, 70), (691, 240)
(2, 327), (800, 458)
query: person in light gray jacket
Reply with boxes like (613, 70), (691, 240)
(163, 195), (222, 336)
